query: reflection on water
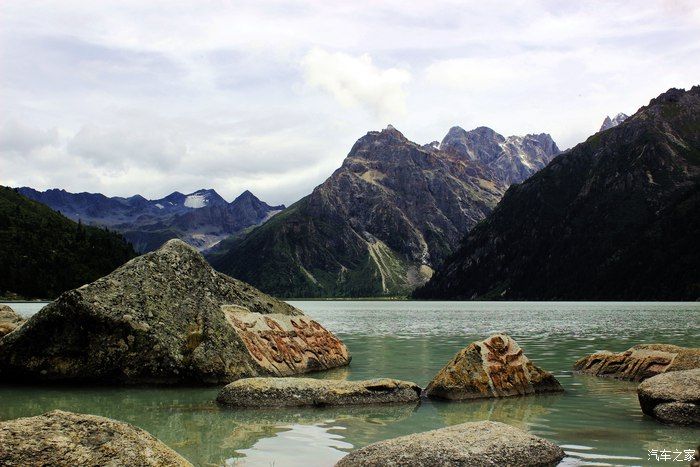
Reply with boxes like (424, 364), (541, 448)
(1, 301), (699, 466)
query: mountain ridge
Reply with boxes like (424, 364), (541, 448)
(415, 86), (700, 301)
(209, 124), (560, 297)
(18, 187), (284, 252)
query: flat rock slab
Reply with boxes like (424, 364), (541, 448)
(0, 240), (349, 384)
(637, 368), (700, 426)
(335, 420), (564, 466)
(217, 377), (421, 408)
(574, 344), (700, 381)
(425, 334), (563, 400)
(0, 410), (191, 466)
(0, 305), (24, 338)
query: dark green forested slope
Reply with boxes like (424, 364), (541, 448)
(415, 87), (700, 300)
(0, 186), (136, 299)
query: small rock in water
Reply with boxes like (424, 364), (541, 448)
(216, 377), (421, 408)
(637, 368), (700, 426)
(0, 239), (349, 384)
(334, 420), (564, 466)
(425, 333), (563, 400)
(0, 410), (192, 466)
(0, 305), (24, 338)
(574, 344), (700, 381)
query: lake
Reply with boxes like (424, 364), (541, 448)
(1, 301), (699, 466)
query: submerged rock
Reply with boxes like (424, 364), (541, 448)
(574, 344), (700, 381)
(334, 420), (564, 466)
(217, 377), (421, 408)
(425, 334), (563, 400)
(0, 239), (349, 384)
(0, 305), (24, 338)
(0, 409), (191, 466)
(637, 368), (700, 426)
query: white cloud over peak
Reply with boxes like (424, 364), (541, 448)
(301, 48), (411, 121)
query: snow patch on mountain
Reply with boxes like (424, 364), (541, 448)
(184, 194), (207, 208)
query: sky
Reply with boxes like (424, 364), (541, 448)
(1, 0), (699, 205)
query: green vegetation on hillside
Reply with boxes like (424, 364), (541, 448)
(0, 186), (137, 299)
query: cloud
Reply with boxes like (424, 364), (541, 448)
(0, 120), (59, 153)
(1, 0), (699, 203)
(67, 125), (186, 171)
(301, 48), (411, 121)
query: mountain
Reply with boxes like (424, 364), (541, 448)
(0, 186), (136, 299)
(440, 127), (560, 185)
(18, 187), (284, 252)
(209, 125), (559, 298)
(415, 87), (700, 301)
(599, 112), (629, 132)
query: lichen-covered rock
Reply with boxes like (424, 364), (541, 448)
(0, 410), (191, 466)
(425, 334), (563, 400)
(637, 368), (700, 426)
(217, 377), (421, 408)
(0, 305), (24, 338)
(574, 344), (700, 381)
(334, 420), (564, 466)
(0, 240), (349, 384)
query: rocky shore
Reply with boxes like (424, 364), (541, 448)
(335, 421), (564, 466)
(573, 344), (700, 381)
(637, 369), (700, 426)
(217, 377), (421, 408)
(0, 305), (24, 338)
(0, 410), (192, 466)
(0, 240), (349, 384)
(425, 334), (563, 400)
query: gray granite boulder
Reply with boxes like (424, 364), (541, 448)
(0, 305), (24, 338)
(335, 420), (564, 466)
(0, 410), (191, 466)
(637, 368), (700, 426)
(0, 240), (349, 384)
(217, 377), (421, 408)
(426, 334), (563, 400)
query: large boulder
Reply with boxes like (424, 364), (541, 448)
(335, 420), (564, 466)
(425, 334), (563, 400)
(217, 377), (421, 408)
(0, 410), (191, 466)
(0, 305), (24, 338)
(637, 368), (700, 426)
(574, 344), (700, 381)
(0, 240), (349, 384)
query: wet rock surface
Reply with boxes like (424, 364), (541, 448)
(0, 410), (192, 466)
(0, 239), (349, 384)
(334, 420), (564, 466)
(0, 305), (24, 338)
(574, 344), (700, 381)
(425, 334), (563, 400)
(217, 377), (421, 408)
(637, 368), (700, 426)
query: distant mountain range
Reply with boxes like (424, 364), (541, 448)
(208, 125), (559, 297)
(18, 187), (284, 252)
(415, 87), (700, 300)
(0, 186), (136, 299)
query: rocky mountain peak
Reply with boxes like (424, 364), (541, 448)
(599, 113), (629, 132)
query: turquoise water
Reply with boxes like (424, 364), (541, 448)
(1, 301), (699, 466)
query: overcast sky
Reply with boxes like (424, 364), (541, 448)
(1, 1), (699, 205)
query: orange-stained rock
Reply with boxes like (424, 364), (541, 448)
(573, 344), (700, 382)
(223, 309), (349, 375)
(425, 334), (563, 401)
